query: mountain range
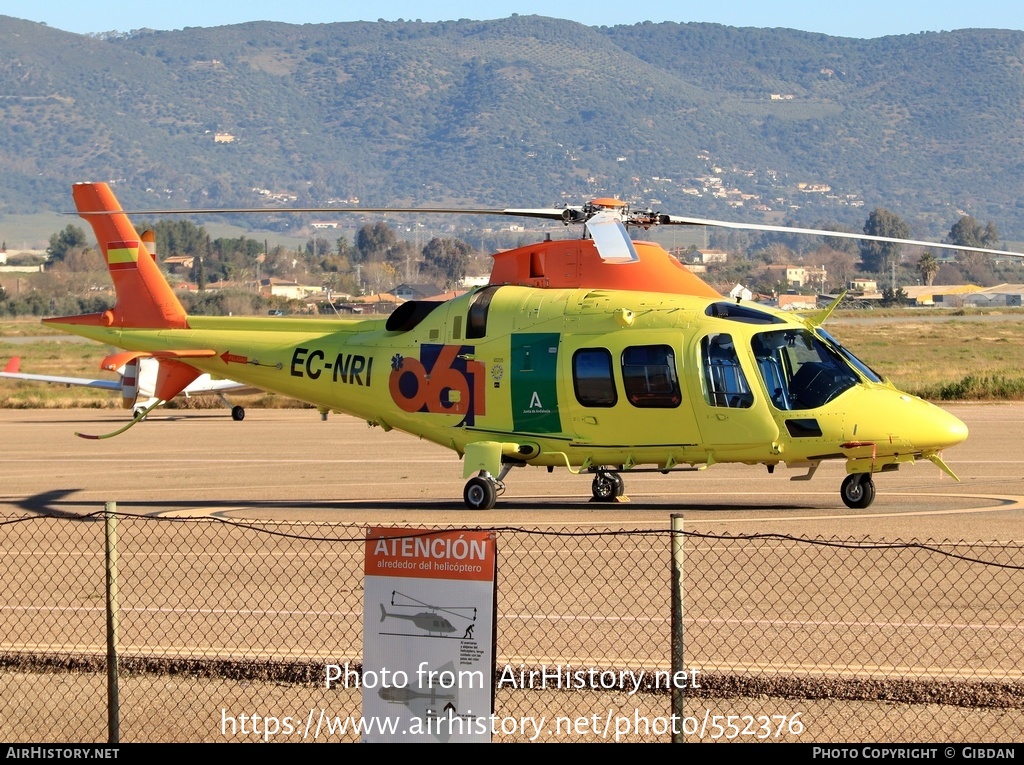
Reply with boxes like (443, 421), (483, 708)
(1, 14), (1022, 238)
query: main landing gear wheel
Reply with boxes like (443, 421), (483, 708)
(464, 475), (498, 510)
(840, 473), (876, 509)
(231, 405), (245, 421)
(591, 471), (625, 502)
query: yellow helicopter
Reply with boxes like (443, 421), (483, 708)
(50, 183), (1012, 510)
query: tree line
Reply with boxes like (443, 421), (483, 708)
(0, 218), (482, 317)
(702, 208), (1012, 297)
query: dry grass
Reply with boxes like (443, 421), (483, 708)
(827, 313), (1024, 397)
(5, 311), (1024, 405)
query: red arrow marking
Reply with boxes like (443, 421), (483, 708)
(220, 351), (248, 365)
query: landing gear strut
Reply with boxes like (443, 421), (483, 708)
(463, 473), (506, 510)
(591, 469), (625, 501)
(840, 473), (875, 509)
(464, 476), (497, 510)
(462, 464), (516, 509)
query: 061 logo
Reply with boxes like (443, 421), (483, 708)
(389, 344), (486, 425)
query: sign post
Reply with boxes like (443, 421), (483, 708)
(362, 527), (497, 742)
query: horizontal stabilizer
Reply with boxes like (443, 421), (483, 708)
(101, 349), (218, 372)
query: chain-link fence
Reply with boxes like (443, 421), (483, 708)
(1, 512), (1022, 742)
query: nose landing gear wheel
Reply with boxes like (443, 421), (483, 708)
(840, 473), (876, 509)
(591, 471), (625, 501)
(464, 476), (498, 510)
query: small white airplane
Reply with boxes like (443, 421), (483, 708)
(1, 353), (259, 421)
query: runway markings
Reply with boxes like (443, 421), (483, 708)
(4, 605), (1020, 634)
(17, 489), (1014, 524)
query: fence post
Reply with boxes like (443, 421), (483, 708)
(670, 514), (684, 743)
(104, 502), (120, 744)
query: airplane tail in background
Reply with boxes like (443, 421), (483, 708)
(47, 183), (189, 330)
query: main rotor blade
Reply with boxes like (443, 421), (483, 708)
(659, 214), (1024, 259)
(76, 206), (507, 216)
(75, 205), (580, 220)
(73, 200), (1024, 260)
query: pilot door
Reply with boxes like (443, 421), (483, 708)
(693, 332), (779, 452)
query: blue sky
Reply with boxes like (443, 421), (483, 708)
(5, 0), (1024, 39)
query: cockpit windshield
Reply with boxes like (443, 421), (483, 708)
(815, 327), (883, 383)
(751, 329), (862, 410)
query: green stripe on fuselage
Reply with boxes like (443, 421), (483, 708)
(510, 333), (561, 434)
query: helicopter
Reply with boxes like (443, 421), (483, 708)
(378, 590), (476, 637)
(47, 182), (1013, 510)
(379, 604), (458, 635)
(377, 660), (461, 742)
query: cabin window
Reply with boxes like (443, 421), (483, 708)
(621, 345), (681, 408)
(751, 329), (860, 410)
(702, 333), (754, 408)
(572, 349), (617, 407)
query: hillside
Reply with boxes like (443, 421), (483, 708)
(0, 15), (1022, 238)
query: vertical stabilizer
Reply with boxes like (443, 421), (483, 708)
(65, 183), (188, 329)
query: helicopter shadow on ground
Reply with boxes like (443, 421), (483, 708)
(12, 489), (444, 519)
(12, 489), (818, 518)
(477, 497), (819, 513)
